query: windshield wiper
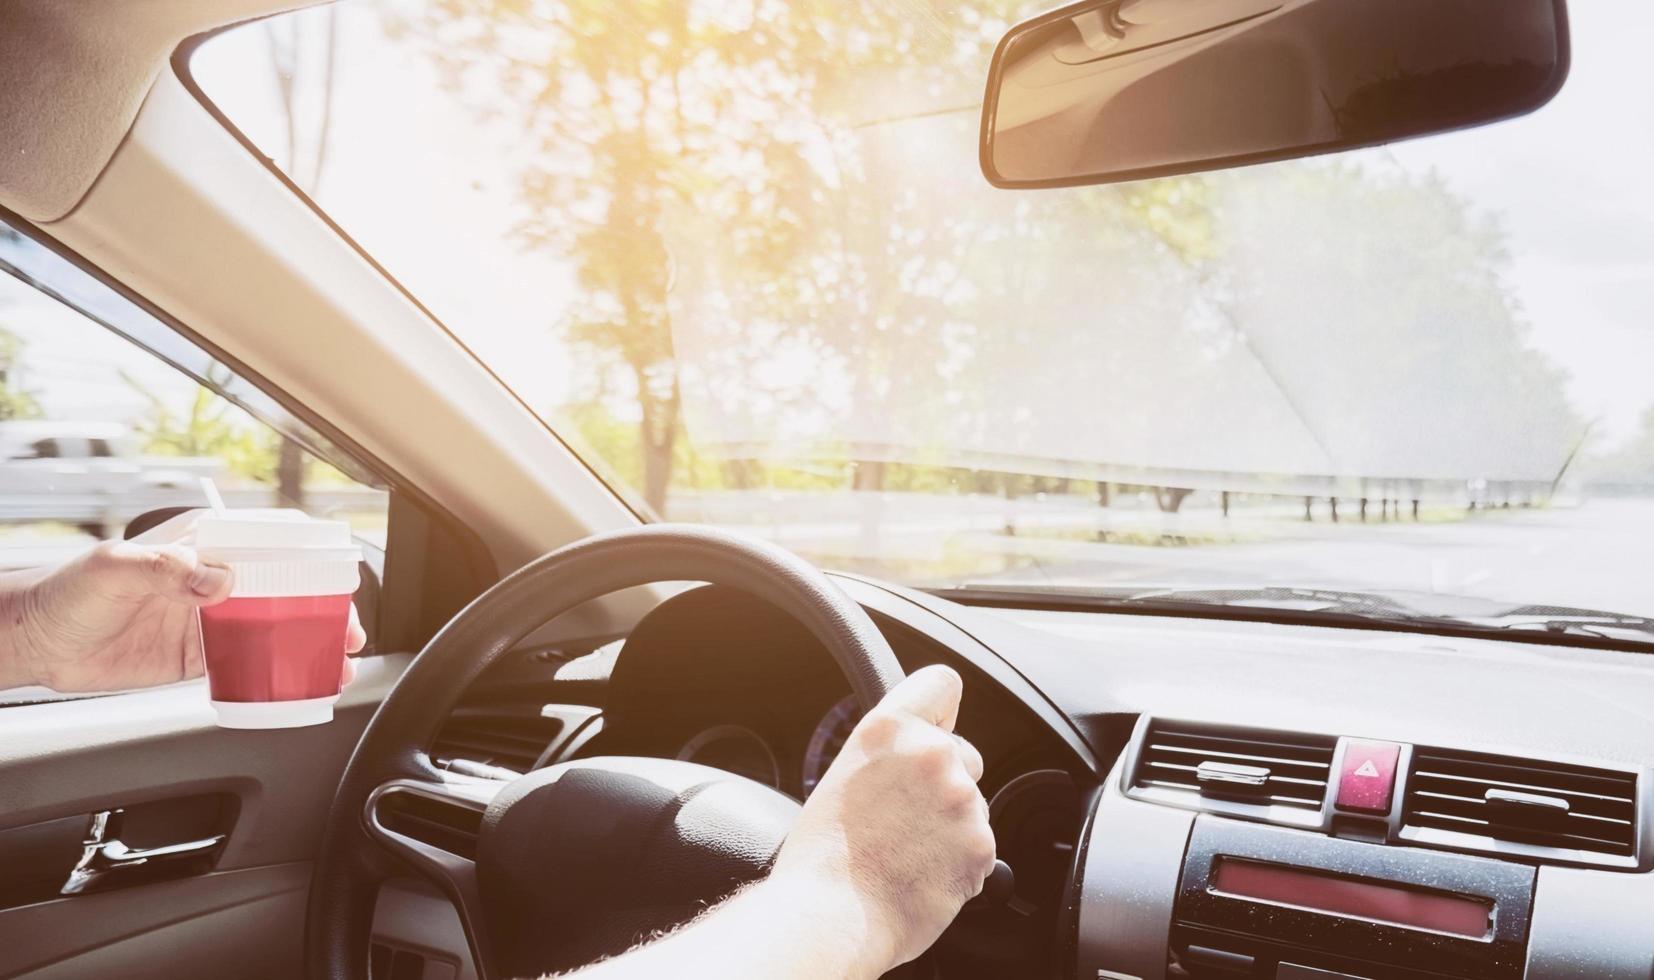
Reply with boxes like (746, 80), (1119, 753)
(1430, 607), (1654, 644)
(937, 582), (1654, 654)
(946, 582), (1426, 619)
(1118, 585), (1421, 618)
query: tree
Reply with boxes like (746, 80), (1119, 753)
(263, 7), (340, 506)
(0, 324), (41, 422)
(1209, 160), (1581, 484)
(0, 241), (44, 421)
(122, 366), (282, 481)
(395, 3), (1577, 511)
(399, 0), (1021, 511)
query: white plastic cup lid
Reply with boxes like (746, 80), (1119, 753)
(194, 509), (360, 563)
(134, 508), (363, 598)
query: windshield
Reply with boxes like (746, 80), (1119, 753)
(192, 1), (1654, 628)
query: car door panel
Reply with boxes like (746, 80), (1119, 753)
(2, 863), (309, 980)
(0, 655), (410, 977)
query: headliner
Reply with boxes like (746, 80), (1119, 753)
(0, 0), (320, 223)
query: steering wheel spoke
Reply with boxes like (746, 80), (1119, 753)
(363, 772), (504, 980)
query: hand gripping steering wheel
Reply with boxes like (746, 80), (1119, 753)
(305, 524), (905, 979)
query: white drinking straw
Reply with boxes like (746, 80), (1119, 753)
(200, 476), (228, 514)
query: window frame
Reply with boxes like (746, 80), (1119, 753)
(170, 23), (651, 524)
(0, 208), (497, 690)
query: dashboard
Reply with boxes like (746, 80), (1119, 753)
(416, 573), (1654, 979)
(660, 692), (859, 797)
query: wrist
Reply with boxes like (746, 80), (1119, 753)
(0, 565), (51, 689)
(756, 866), (898, 979)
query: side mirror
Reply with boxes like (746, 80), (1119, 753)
(980, 0), (1569, 188)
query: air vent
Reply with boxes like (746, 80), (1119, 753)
(377, 789), (483, 861)
(1404, 748), (1638, 861)
(430, 706), (562, 774)
(1133, 719), (1336, 811)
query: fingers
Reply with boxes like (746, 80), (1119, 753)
(341, 604), (363, 686)
(880, 664), (964, 732)
(878, 665), (981, 782)
(345, 603), (366, 654)
(93, 541), (233, 606)
(953, 733), (984, 783)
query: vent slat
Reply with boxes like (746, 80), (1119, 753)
(431, 711), (561, 773)
(1412, 769), (1635, 807)
(1134, 720), (1334, 812)
(1411, 788), (1633, 824)
(1147, 743), (1332, 771)
(1138, 778), (1322, 808)
(1407, 810), (1631, 852)
(1150, 727), (1335, 756)
(1404, 748), (1638, 859)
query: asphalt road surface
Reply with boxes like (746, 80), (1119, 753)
(971, 497), (1654, 618)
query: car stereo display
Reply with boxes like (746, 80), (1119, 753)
(1210, 857), (1494, 939)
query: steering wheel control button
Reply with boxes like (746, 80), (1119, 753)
(1335, 740), (1401, 813)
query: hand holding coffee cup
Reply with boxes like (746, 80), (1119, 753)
(11, 531), (363, 701)
(191, 509), (365, 728)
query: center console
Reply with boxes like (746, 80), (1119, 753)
(1066, 717), (1654, 979)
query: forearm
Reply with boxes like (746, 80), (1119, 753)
(556, 874), (892, 980)
(0, 565), (50, 689)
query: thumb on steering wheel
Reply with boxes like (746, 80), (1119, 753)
(881, 664), (965, 732)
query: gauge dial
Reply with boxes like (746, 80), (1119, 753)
(675, 724), (781, 789)
(801, 694), (861, 797)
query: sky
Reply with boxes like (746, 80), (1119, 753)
(0, 263), (200, 425)
(1386, 0), (1654, 446)
(183, 0), (1654, 474)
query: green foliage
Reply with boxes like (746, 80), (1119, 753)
(121, 369), (283, 483)
(404, 1), (1577, 504)
(405, 0), (1030, 509)
(0, 324), (41, 421)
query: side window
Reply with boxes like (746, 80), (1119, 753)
(0, 222), (390, 702)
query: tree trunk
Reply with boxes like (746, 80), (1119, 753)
(722, 459), (755, 490)
(854, 460), (886, 491)
(637, 371), (681, 515)
(277, 436), (306, 507)
(1154, 486), (1192, 513)
(641, 436), (672, 513)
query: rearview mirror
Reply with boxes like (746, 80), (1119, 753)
(980, 0), (1569, 188)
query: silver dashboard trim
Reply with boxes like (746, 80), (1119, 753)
(1075, 772), (1194, 980)
(1525, 863), (1654, 978)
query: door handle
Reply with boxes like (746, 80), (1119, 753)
(61, 809), (228, 895)
(94, 834), (227, 868)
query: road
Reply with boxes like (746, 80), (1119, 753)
(1, 493), (1647, 706)
(0, 489), (1645, 618)
(676, 491), (1654, 617)
(965, 498), (1654, 617)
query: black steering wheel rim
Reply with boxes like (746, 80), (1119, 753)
(305, 523), (906, 980)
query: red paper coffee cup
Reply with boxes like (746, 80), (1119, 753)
(193, 510), (361, 729)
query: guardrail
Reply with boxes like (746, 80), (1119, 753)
(0, 487), (388, 532)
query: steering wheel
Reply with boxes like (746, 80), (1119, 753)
(305, 525), (906, 980)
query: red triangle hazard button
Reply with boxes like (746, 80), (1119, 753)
(1336, 740), (1401, 813)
